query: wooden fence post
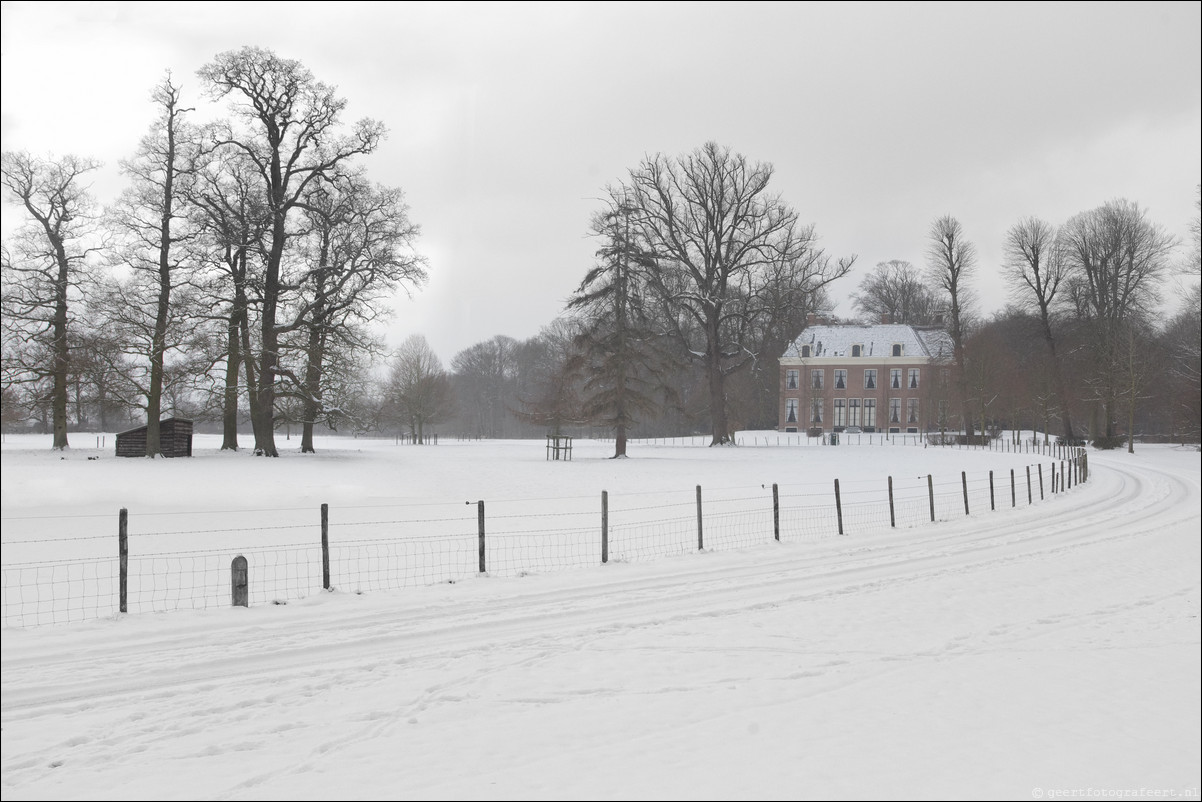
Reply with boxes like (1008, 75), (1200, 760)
(835, 478), (844, 535)
(961, 471), (969, 515)
(231, 555), (249, 607)
(321, 503), (330, 590)
(772, 483), (780, 541)
(601, 490), (609, 564)
(1026, 466), (1032, 505)
(1038, 464), (1044, 500)
(989, 470), (995, 511)
(927, 474), (935, 522)
(1010, 469), (1016, 507)
(696, 485), (704, 551)
(888, 476), (896, 528)
(119, 508), (128, 614)
(477, 500), (487, 573)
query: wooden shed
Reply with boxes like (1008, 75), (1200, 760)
(116, 418), (194, 458)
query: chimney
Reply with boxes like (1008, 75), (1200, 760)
(807, 313), (818, 327)
(880, 312), (892, 325)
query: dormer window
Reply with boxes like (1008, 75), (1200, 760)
(851, 344), (862, 358)
(891, 343), (903, 357)
(801, 345), (811, 358)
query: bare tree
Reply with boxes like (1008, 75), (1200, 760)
(621, 142), (853, 445)
(386, 334), (453, 443)
(189, 148), (270, 450)
(1, 152), (102, 449)
(283, 173), (427, 453)
(851, 259), (938, 325)
(1002, 216), (1076, 441)
(926, 215), (977, 438)
(198, 46), (386, 456)
(1059, 199), (1176, 439)
(450, 335), (519, 438)
(512, 318), (584, 439)
(104, 75), (208, 455)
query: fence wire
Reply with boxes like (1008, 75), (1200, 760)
(1, 450), (1087, 628)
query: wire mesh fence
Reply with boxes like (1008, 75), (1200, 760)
(1, 448), (1088, 628)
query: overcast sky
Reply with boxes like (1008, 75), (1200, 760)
(2, 1), (1199, 365)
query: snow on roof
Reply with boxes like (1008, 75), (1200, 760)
(781, 324), (953, 359)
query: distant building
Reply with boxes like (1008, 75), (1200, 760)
(778, 316), (955, 435)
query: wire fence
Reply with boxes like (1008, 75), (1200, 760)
(0, 447), (1088, 628)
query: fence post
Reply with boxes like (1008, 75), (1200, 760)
(927, 474), (935, 522)
(601, 490), (609, 564)
(772, 483), (780, 541)
(231, 555), (249, 607)
(834, 478), (844, 535)
(888, 476), (896, 528)
(1026, 466), (1032, 505)
(119, 508), (128, 614)
(989, 470), (995, 511)
(1011, 469), (1016, 507)
(1062, 460), (1068, 491)
(1038, 463), (1044, 500)
(961, 471), (969, 515)
(696, 485), (704, 551)
(477, 500), (487, 573)
(321, 503), (330, 590)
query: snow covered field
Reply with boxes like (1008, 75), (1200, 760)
(2, 434), (1199, 800)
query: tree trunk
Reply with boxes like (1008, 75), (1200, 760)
(705, 311), (731, 445)
(51, 257), (70, 450)
(299, 323), (324, 454)
(221, 309), (240, 450)
(253, 192), (287, 457)
(613, 421), (627, 458)
(145, 259), (170, 457)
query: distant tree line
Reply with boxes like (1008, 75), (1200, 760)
(3, 49), (1198, 456)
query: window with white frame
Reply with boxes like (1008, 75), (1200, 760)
(907, 398), (919, 424)
(810, 398), (823, 424)
(864, 398), (876, 428)
(851, 344), (862, 357)
(889, 398), (901, 423)
(785, 398), (798, 424)
(864, 369), (877, 389)
(834, 369), (847, 389)
(892, 343), (903, 357)
(908, 368), (919, 389)
(801, 345), (811, 358)
(786, 369), (798, 390)
(848, 398), (861, 426)
(890, 368), (902, 389)
(811, 369), (824, 390)
(834, 398), (846, 426)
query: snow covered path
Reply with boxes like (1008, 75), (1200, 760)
(2, 446), (1199, 801)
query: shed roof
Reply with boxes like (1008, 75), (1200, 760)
(116, 417), (194, 436)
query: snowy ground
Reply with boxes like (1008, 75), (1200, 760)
(1, 433), (1199, 800)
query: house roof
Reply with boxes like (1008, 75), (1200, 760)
(781, 324), (954, 360)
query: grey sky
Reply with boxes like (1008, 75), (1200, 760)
(2, 1), (1199, 365)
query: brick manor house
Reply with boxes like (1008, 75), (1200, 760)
(778, 316), (956, 435)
